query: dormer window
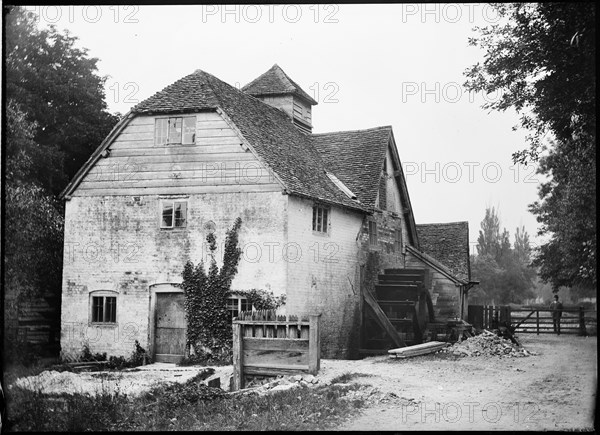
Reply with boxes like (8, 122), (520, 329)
(155, 116), (196, 145)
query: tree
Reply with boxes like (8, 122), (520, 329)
(471, 207), (535, 304)
(4, 5), (119, 195)
(4, 101), (64, 321)
(476, 206), (501, 257)
(464, 3), (596, 290)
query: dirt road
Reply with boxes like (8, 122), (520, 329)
(333, 335), (596, 431)
(11, 334), (596, 431)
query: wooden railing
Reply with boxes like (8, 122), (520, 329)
(468, 305), (596, 336)
(512, 307), (595, 335)
(232, 310), (321, 390)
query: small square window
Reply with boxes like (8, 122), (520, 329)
(312, 204), (329, 234)
(155, 116), (196, 145)
(92, 296), (117, 323)
(369, 221), (378, 246)
(161, 200), (187, 228)
(227, 296), (252, 320)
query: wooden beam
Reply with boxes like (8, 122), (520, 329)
(232, 322), (244, 391)
(363, 289), (406, 348)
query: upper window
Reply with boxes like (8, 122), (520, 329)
(91, 294), (117, 323)
(369, 221), (378, 246)
(161, 200), (187, 228)
(312, 204), (329, 234)
(155, 116), (196, 145)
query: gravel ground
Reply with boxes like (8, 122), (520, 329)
(10, 334), (596, 431)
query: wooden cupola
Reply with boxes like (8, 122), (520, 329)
(242, 64), (317, 134)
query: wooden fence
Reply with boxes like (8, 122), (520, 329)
(232, 310), (321, 390)
(512, 307), (595, 335)
(468, 305), (511, 330)
(468, 305), (596, 335)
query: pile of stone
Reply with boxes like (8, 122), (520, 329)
(439, 330), (536, 358)
(240, 373), (323, 395)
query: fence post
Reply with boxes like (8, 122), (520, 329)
(232, 321), (244, 390)
(308, 314), (321, 374)
(536, 310), (540, 335)
(578, 306), (587, 336)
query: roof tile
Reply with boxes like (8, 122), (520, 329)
(416, 222), (471, 280)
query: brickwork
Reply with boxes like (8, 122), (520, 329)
(284, 196), (363, 358)
(60, 191), (287, 358)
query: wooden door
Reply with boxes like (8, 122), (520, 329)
(154, 292), (186, 363)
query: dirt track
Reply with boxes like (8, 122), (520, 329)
(11, 334), (596, 431)
(333, 334), (597, 431)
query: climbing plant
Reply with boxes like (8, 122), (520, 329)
(241, 289), (286, 311)
(182, 217), (242, 359)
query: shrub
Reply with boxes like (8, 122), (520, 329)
(242, 289), (286, 311)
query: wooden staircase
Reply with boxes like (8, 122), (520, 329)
(361, 268), (434, 355)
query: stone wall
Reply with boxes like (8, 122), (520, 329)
(284, 196), (363, 359)
(60, 191), (287, 358)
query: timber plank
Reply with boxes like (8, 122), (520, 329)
(77, 175), (277, 190)
(244, 338), (309, 352)
(110, 144), (243, 156)
(363, 288), (406, 348)
(243, 349), (308, 367)
(72, 183), (282, 196)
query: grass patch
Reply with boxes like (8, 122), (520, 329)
(4, 373), (364, 431)
(330, 372), (374, 384)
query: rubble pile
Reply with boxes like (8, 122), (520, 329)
(239, 373), (323, 395)
(439, 330), (536, 358)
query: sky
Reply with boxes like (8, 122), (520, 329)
(27, 4), (544, 254)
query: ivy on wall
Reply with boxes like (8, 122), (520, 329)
(182, 217), (242, 359)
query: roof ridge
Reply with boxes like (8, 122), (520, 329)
(416, 221), (469, 226)
(241, 64), (317, 105)
(194, 68), (296, 123)
(312, 125), (393, 136)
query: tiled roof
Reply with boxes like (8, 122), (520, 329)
(416, 222), (470, 281)
(132, 69), (366, 211)
(241, 64), (318, 105)
(312, 127), (391, 208)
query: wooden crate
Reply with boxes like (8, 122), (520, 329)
(232, 310), (321, 390)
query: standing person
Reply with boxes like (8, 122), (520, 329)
(549, 295), (563, 335)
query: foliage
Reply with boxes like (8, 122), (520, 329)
(4, 6), (119, 194)
(470, 208), (536, 304)
(242, 289), (287, 311)
(6, 380), (363, 432)
(182, 218), (243, 358)
(529, 141), (596, 290)
(4, 102), (64, 308)
(4, 6), (119, 353)
(464, 3), (596, 290)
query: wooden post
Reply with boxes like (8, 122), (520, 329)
(536, 310), (540, 335)
(308, 314), (321, 374)
(578, 306), (587, 336)
(232, 322), (244, 391)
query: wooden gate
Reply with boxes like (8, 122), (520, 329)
(154, 292), (186, 363)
